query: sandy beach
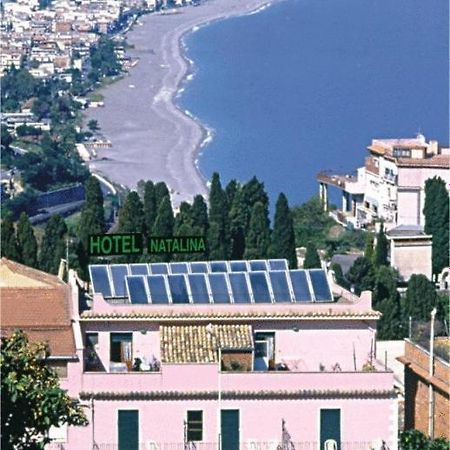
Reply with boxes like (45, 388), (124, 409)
(87, 0), (276, 206)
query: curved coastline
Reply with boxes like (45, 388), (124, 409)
(86, 0), (279, 207)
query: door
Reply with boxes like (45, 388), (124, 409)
(118, 410), (139, 450)
(221, 410), (239, 450)
(254, 332), (275, 370)
(320, 409), (341, 450)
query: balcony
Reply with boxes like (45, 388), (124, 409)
(81, 363), (394, 395)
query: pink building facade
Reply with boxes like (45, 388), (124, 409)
(54, 262), (398, 450)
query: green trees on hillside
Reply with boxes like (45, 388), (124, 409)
(39, 215), (67, 274)
(423, 177), (449, 278)
(16, 213), (38, 268)
(303, 242), (321, 269)
(1, 218), (20, 261)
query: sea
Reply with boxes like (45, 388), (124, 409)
(178, 0), (449, 209)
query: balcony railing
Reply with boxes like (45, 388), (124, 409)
(46, 441), (394, 450)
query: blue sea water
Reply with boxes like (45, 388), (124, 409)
(179, 0), (449, 209)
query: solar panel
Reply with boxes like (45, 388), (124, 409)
(208, 273), (231, 303)
(129, 263), (149, 276)
(169, 262), (188, 274)
(269, 271), (292, 303)
(229, 261), (248, 272)
(126, 276), (148, 304)
(268, 259), (288, 271)
(89, 265), (112, 297)
(110, 264), (129, 297)
(289, 270), (312, 302)
(187, 274), (210, 304)
(146, 275), (169, 304)
(190, 262), (209, 273)
(309, 270), (333, 302)
(229, 272), (252, 303)
(149, 263), (168, 275)
(249, 260), (268, 271)
(210, 261), (228, 273)
(249, 271), (272, 303)
(167, 274), (190, 304)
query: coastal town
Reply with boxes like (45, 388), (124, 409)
(1, 0), (449, 449)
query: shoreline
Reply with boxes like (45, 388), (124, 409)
(86, 0), (280, 207)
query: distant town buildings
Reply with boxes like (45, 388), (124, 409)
(0, 0), (148, 77)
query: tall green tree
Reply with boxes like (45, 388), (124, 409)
(376, 296), (404, 340)
(242, 176), (269, 232)
(244, 202), (271, 260)
(151, 197), (174, 262)
(208, 173), (230, 260)
(1, 331), (88, 449)
(347, 256), (375, 295)
(374, 223), (388, 267)
(424, 177), (449, 277)
(1, 218), (19, 261)
(152, 197), (174, 237)
(16, 213), (38, 268)
(303, 242), (321, 269)
(174, 202), (192, 235)
(373, 266), (399, 307)
(403, 274), (438, 321)
(228, 189), (247, 260)
(191, 195), (209, 236)
(39, 215), (67, 274)
(117, 191), (145, 233)
(154, 182), (170, 209)
(270, 193), (297, 268)
(77, 176), (105, 276)
(225, 179), (239, 209)
(143, 181), (157, 234)
(364, 232), (374, 262)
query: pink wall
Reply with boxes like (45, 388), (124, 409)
(66, 396), (397, 448)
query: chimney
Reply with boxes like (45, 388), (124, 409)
(427, 140), (439, 156)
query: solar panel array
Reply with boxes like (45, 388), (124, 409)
(89, 259), (334, 304)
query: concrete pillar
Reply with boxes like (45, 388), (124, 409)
(319, 183), (324, 201)
(323, 184), (328, 212)
(352, 197), (357, 215)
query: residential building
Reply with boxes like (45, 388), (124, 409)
(386, 225), (432, 282)
(55, 259), (398, 449)
(317, 135), (450, 230)
(398, 338), (449, 439)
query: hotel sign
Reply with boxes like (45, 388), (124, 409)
(88, 234), (206, 256)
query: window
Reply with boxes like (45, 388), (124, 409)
(393, 147), (411, 158)
(187, 410), (203, 441)
(254, 332), (275, 370)
(110, 333), (132, 367)
(86, 333), (98, 348)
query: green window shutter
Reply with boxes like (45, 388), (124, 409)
(221, 409), (239, 450)
(320, 409), (341, 450)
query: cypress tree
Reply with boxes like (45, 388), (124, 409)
(207, 173), (230, 260)
(152, 197), (174, 237)
(374, 223), (388, 267)
(16, 213), (37, 267)
(364, 233), (374, 262)
(403, 274), (438, 321)
(424, 177), (449, 277)
(151, 197), (174, 262)
(118, 191), (145, 233)
(229, 189), (247, 260)
(242, 176), (269, 232)
(1, 217), (19, 261)
(303, 242), (321, 269)
(79, 176), (105, 245)
(191, 195), (208, 236)
(244, 202), (271, 260)
(225, 179), (239, 208)
(270, 193), (297, 268)
(39, 215), (67, 274)
(143, 181), (157, 233)
(174, 202), (192, 235)
(154, 181), (170, 208)
(347, 256), (375, 295)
